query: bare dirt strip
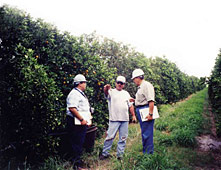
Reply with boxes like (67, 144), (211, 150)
(195, 102), (221, 170)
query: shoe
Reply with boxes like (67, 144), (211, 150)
(77, 167), (88, 170)
(73, 165), (88, 170)
(117, 156), (123, 160)
(117, 157), (122, 160)
(73, 161), (88, 170)
(99, 153), (110, 160)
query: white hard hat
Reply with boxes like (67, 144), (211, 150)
(116, 76), (126, 83)
(73, 74), (87, 83)
(131, 69), (144, 79)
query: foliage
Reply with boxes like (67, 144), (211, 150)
(0, 5), (115, 167)
(208, 50), (221, 137)
(38, 157), (66, 170)
(0, 44), (64, 166)
(81, 33), (206, 103)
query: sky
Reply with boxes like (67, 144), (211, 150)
(1, 0), (221, 78)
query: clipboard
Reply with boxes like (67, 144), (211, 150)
(139, 106), (160, 121)
(74, 111), (92, 125)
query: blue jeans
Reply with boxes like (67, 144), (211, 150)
(136, 106), (155, 154)
(102, 121), (128, 157)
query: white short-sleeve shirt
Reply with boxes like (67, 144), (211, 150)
(66, 88), (90, 118)
(135, 80), (155, 106)
(106, 88), (132, 121)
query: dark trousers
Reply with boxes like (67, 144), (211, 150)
(66, 116), (87, 166)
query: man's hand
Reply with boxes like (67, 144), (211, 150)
(81, 119), (88, 125)
(104, 84), (111, 96)
(146, 114), (153, 121)
(132, 115), (137, 123)
(104, 84), (111, 90)
(129, 98), (135, 103)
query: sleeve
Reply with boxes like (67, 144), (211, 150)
(67, 91), (80, 109)
(105, 89), (112, 100)
(126, 91), (133, 107)
(144, 82), (155, 102)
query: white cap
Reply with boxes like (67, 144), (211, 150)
(73, 74), (87, 83)
(131, 69), (144, 79)
(116, 76), (126, 83)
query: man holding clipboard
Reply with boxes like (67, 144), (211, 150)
(66, 74), (91, 169)
(131, 69), (159, 154)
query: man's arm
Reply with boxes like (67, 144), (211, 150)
(103, 84), (111, 96)
(69, 107), (87, 125)
(146, 101), (154, 120)
(129, 105), (137, 123)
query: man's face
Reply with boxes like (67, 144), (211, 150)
(133, 77), (140, 86)
(79, 81), (87, 91)
(116, 81), (125, 91)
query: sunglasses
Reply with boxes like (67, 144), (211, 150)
(116, 81), (125, 85)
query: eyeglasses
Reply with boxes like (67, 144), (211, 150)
(116, 81), (125, 85)
(80, 81), (86, 84)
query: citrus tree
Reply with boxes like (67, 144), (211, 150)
(208, 50), (221, 137)
(0, 6), (116, 166)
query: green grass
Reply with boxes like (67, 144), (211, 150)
(38, 157), (67, 170)
(39, 88), (212, 170)
(155, 88), (208, 147)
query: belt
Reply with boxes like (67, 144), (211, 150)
(136, 104), (148, 108)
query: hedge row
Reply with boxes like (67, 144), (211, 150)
(0, 6), (116, 166)
(0, 5), (205, 166)
(208, 50), (221, 137)
(81, 33), (206, 103)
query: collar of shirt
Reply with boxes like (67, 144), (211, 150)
(75, 88), (87, 98)
(138, 80), (145, 89)
(75, 87), (83, 93)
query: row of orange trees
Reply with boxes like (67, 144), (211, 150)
(208, 50), (221, 137)
(0, 5), (206, 166)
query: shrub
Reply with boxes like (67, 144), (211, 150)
(0, 6), (116, 166)
(208, 50), (221, 137)
(0, 45), (64, 166)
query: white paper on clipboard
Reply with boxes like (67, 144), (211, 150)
(139, 106), (160, 121)
(74, 111), (92, 125)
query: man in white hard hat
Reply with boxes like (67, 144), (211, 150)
(99, 76), (137, 160)
(131, 69), (155, 154)
(66, 74), (90, 169)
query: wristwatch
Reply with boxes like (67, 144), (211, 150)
(79, 118), (84, 122)
(149, 113), (153, 117)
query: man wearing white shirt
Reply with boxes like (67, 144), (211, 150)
(66, 74), (90, 170)
(99, 76), (137, 160)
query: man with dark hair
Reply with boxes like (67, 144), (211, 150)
(66, 74), (90, 170)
